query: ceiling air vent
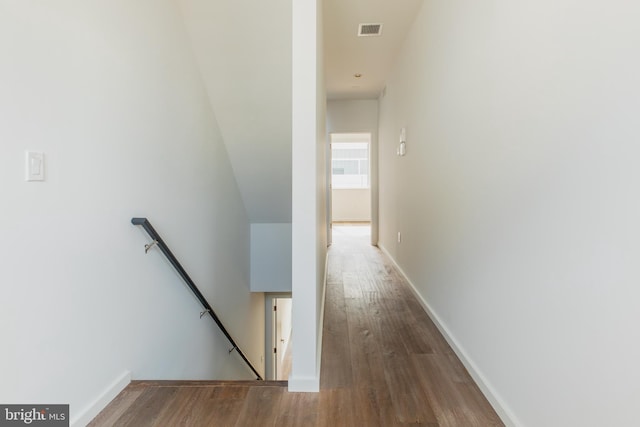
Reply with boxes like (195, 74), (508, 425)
(358, 23), (383, 37)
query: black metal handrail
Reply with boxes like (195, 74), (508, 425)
(131, 217), (263, 380)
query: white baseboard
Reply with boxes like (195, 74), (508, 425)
(71, 370), (131, 427)
(377, 244), (521, 427)
(287, 375), (320, 392)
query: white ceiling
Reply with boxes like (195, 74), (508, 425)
(324, 0), (424, 100)
(178, 0), (422, 223)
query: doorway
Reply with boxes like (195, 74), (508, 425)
(330, 133), (372, 238)
(264, 294), (292, 381)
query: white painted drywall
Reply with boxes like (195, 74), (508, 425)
(290, 0), (327, 393)
(327, 99), (379, 243)
(378, 1), (640, 426)
(332, 189), (371, 222)
(177, 0), (292, 223)
(0, 2), (264, 424)
(250, 223), (292, 292)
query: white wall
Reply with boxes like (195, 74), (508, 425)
(327, 100), (379, 242)
(290, 0), (327, 392)
(250, 223), (292, 292)
(0, 2), (263, 424)
(177, 0), (292, 223)
(378, 1), (640, 426)
(331, 189), (371, 222)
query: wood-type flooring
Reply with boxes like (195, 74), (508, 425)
(89, 224), (503, 426)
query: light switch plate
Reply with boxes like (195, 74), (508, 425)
(25, 151), (45, 181)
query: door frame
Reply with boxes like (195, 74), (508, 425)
(264, 292), (292, 380)
(327, 132), (377, 245)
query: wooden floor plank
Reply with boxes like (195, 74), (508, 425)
(368, 296), (410, 356)
(345, 296), (397, 426)
(317, 388), (356, 427)
(404, 298), (455, 355)
(320, 282), (353, 389)
(203, 386), (250, 427)
(276, 392), (320, 427)
(383, 353), (439, 425)
(87, 386), (145, 427)
(342, 272), (363, 299)
(151, 387), (216, 427)
(233, 386), (284, 427)
(112, 386), (178, 427)
(345, 294), (379, 385)
(412, 354), (503, 427)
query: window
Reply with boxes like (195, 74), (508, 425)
(331, 142), (369, 189)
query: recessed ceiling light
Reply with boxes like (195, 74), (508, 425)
(354, 73), (362, 78)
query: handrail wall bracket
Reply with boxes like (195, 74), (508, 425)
(144, 240), (159, 254)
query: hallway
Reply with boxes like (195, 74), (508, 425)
(89, 225), (502, 426)
(319, 224), (502, 425)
